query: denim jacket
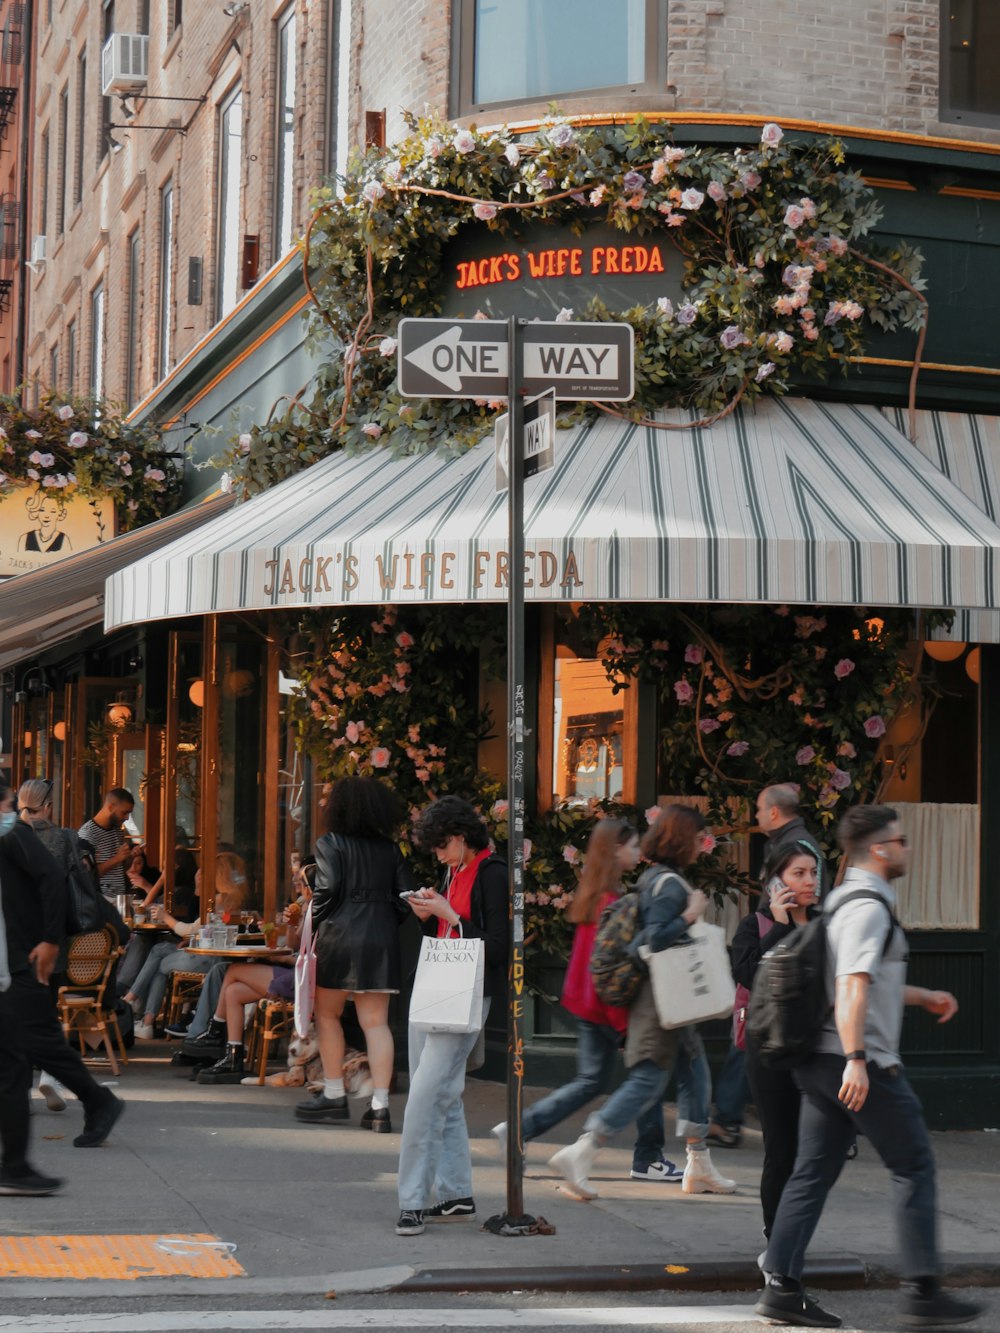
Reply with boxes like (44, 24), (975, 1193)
(635, 863), (692, 955)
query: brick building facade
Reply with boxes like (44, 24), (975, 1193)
(23, 0), (335, 409)
(18, 2), (1000, 413)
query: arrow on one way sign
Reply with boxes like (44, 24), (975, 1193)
(397, 318), (634, 401)
(401, 324), (508, 393)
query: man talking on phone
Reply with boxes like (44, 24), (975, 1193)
(753, 805), (982, 1329)
(79, 788), (136, 899)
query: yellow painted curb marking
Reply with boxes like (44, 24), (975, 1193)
(0, 1233), (245, 1280)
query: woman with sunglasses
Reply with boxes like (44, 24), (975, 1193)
(395, 796), (508, 1237)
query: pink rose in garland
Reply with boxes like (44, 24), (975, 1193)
(833, 658), (855, 679)
(684, 643), (704, 664)
(863, 716), (887, 738)
(699, 718), (721, 733)
(370, 746), (391, 768)
(837, 741), (857, 758)
(727, 740), (750, 757)
(828, 767), (852, 790)
(796, 745), (816, 764)
(674, 679), (695, 704)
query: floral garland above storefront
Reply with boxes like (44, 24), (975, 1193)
(287, 600), (938, 972)
(219, 113), (926, 496)
(0, 392), (182, 530)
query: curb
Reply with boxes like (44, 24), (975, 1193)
(394, 1256), (1000, 1295)
(1, 1257), (998, 1301)
(394, 1256), (866, 1294)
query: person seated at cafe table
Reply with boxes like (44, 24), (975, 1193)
(123, 852), (248, 1039)
(196, 904), (310, 1084)
(179, 860), (315, 1058)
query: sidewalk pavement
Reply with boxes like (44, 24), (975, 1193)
(3, 1043), (1000, 1296)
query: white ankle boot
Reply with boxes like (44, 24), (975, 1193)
(681, 1146), (737, 1194)
(549, 1131), (600, 1200)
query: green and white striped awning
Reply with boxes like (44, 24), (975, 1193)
(104, 397), (1000, 630)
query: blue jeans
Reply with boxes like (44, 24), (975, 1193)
(522, 1019), (666, 1170)
(766, 1055), (938, 1281)
(587, 1026), (711, 1144)
(129, 940), (179, 1009)
(184, 963), (230, 1036)
(713, 1041), (749, 1128)
(398, 999), (490, 1211)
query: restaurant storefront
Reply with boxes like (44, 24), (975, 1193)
(5, 114), (1000, 1124)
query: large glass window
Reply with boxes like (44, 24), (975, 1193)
(158, 179), (173, 379)
(273, 6), (297, 260)
(454, 0), (659, 114)
(89, 281), (104, 399)
(216, 84), (243, 319)
(942, 0), (1000, 124)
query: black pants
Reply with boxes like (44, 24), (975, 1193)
(0, 968), (106, 1174)
(746, 1042), (802, 1238)
(766, 1053), (938, 1281)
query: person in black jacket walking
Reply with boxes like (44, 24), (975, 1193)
(293, 778), (415, 1128)
(732, 843), (820, 1248)
(395, 797), (508, 1237)
(0, 782), (124, 1194)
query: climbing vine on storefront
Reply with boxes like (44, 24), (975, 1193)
(217, 113), (926, 496)
(285, 600), (936, 973)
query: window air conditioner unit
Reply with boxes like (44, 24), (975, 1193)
(101, 33), (149, 96)
(30, 234), (45, 263)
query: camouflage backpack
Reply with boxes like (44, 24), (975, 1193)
(590, 889), (648, 1007)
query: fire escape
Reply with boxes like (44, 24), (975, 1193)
(0, 3), (23, 317)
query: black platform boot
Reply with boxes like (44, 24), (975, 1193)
(197, 1043), (246, 1084)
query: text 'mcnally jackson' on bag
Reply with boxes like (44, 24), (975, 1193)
(409, 923), (485, 1035)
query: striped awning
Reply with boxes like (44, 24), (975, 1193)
(104, 397), (1000, 630)
(0, 493), (232, 668)
(882, 406), (1000, 642)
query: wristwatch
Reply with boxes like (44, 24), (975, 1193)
(845, 1050), (866, 1062)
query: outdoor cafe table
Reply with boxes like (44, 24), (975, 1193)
(129, 921), (175, 935)
(183, 946), (294, 962)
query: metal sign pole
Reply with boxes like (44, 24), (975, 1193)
(505, 315), (527, 1220)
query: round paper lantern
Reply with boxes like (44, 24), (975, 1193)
(966, 647), (981, 684)
(188, 679), (205, 708)
(53, 721), (66, 742)
(924, 640), (966, 662)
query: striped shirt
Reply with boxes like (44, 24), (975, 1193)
(78, 818), (127, 897)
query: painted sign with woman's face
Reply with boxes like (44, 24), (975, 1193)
(0, 487), (114, 575)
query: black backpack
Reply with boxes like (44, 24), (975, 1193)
(746, 889), (898, 1070)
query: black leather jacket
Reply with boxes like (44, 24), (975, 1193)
(312, 831), (415, 991)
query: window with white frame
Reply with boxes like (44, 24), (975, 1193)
(273, 5), (297, 261)
(89, 281), (105, 400)
(216, 83), (243, 320)
(158, 180), (173, 379)
(126, 227), (141, 405)
(452, 0), (662, 116)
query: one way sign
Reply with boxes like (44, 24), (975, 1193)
(397, 318), (634, 402)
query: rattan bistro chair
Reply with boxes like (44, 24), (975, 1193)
(245, 997), (295, 1084)
(58, 928), (128, 1074)
(164, 970), (206, 1029)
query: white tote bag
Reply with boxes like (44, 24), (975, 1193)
(293, 902), (317, 1039)
(640, 920), (736, 1030)
(409, 923), (485, 1034)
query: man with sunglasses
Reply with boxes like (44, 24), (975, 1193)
(755, 805), (981, 1329)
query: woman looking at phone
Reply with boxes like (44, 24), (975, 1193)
(731, 844), (821, 1247)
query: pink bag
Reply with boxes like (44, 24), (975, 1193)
(733, 911), (774, 1050)
(293, 902), (317, 1039)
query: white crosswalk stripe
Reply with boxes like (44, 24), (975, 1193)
(0, 1305), (765, 1331)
